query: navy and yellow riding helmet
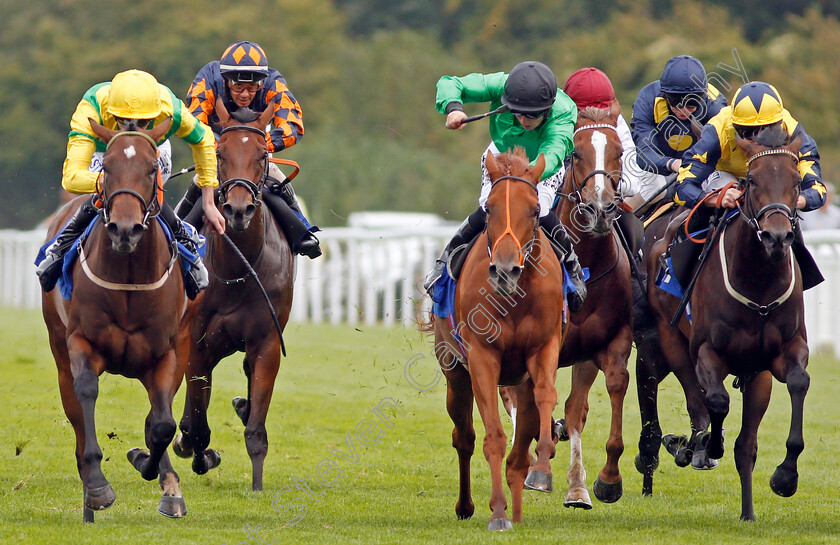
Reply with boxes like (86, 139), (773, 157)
(220, 41), (269, 82)
(731, 82), (784, 126)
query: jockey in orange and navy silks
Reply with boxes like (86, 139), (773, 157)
(186, 42), (303, 154)
(180, 41), (320, 259)
(631, 56), (727, 201)
(675, 81), (825, 212)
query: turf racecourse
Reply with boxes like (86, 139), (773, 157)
(1, 308), (840, 545)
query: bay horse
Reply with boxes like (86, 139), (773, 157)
(549, 106), (632, 509)
(643, 126), (808, 520)
(432, 148), (566, 530)
(172, 101), (294, 491)
(41, 118), (188, 521)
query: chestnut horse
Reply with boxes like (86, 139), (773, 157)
(41, 119), (188, 521)
(550, 107), (631, 508)
(173, 102), (294, 491)
(642, 127), (808, 520)
(432, 148), (566, 530)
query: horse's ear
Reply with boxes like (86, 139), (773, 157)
(735, 131), (758, 157)
(531, 153), (546, 181)
(785, 133), (802, 155)
(257, 100), (275, 129)
(607, 99), (621, 125)
(146, 117), (172, 143)
(485, 150), (500, 179)
(216, 96), (230, 125)
(89, 118), (118, 143)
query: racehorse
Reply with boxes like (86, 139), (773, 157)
(41, 119), (188, 521)
(431, 148), (566, 530)
(172, 101), (294, 491)
(550, 106), (632, 508)
(641, 126), (809, 520)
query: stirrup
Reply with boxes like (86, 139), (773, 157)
(424, 259), (446, 295)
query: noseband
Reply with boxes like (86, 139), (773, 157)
(487, 175), (540, 266)
(741, 148), (800, 236)
(217, 124), (270, 203)
(100, 131), (161, 227)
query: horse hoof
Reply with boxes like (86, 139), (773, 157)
(564, 488), (592, 509)
(232, 396), (249, 423)
(158, 495), (188, 518)
(455, 501), (474, 520)
(634, 452), (659, 475)
(691, 449), (719, 470)
(524, 470), (553, 493)
(192, 449), (222, 475)
(487, 517), (513, 531)
(663, 433), (691, 466)
(127, 447), (150, 472)
(770, 465), (798, 497)
(593, 477), (622, 503)
(84, 483), (116, 511)
(554, 418), (569, 442)
(172, 434), (193, 458)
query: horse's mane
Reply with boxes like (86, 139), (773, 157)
(753, 123), (789, 148)
(230, 108), (261, 123)
(496, 146), (531, 175)
(578, 107), (612, 124)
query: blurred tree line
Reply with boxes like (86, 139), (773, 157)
(2, 0), (839, 229)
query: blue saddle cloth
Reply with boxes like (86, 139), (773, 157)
(35, 216), (205, 300)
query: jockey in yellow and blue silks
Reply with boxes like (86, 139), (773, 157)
(176, 40), (321, 259)
(675, 81), (825, 212)
(630, 56), (727, 201)
(424, 61), (587, 311)
(36, 70), (225, 299)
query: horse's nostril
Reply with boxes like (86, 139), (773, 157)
(783, 231), (795, 246)
(245, 204), (256, 217)
(131, 224), (145, 239)
(222, 204), (233, 217)
(489, 263), (497, 276)
(106, 223), (119, 238)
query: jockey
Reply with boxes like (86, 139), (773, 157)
(631, 55), (727, 204)
(36, 69), (224, 299)
(562, 67), (644, 253)
(177, 40), (321, 259)
(676, 81), (825, 212)
(424, 61), (587, 311)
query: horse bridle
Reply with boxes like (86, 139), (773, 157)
(99, 131), (161, 227)
(740, 148), (801, 237)
(487, 175), (540, 266)
(559, 123), (622, 206)
(216, 124), (270, 203)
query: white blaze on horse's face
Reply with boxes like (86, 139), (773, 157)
(242, 136), (249, 144)
(123, 145), (137, 159)
(591, 131), (607, 203)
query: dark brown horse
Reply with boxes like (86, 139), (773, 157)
(41, 119), (188, 521)
(549, 106), (632, 509)
(642, 128), (808, 520)
(432, 148), (566, 530)
(172, 102), (294, 491)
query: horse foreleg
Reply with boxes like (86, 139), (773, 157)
(562, 361), (596, 509)
(769, 340), (810, 501)
(509, 379), (540, 522)
(468, 351), (511, 531)
(443, 364), (476, 520)
(734, 370), (771, 521)
(243, 342), (282, 491)
(67, 334), (115, 514)
(593, 329), (630, 504)
(184, 347), (220, 475)
(174, 316), (195, 459)
(156, 451), (187, 518)
(634, 331), (668, 495)
(130, 351), (180, 482)
(695, 344), (730, 460)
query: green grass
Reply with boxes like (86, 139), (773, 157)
(2, 308), (840, 544)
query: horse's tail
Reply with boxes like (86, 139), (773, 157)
(416, 296), (436, 334)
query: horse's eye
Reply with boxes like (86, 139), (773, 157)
(571, 151), (580, 160)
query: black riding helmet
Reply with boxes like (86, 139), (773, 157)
(502, 61), (557, 114)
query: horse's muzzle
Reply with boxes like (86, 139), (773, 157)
(106, 221), (146, 255)
(222, 202), (257, 232)
(489, 262), (523, 296)
(759, 228), (794, 261)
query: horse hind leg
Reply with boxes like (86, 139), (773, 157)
(243, 343), (282, 491)
(695, 345), (729, 460)
(634, 334), (666, 495)
(182, 354), (221, 475)
(770, 354), (810, 500)
(509, 379), (541, 523)
(445, 364), (476, 520)
(231, 356), (253, 425)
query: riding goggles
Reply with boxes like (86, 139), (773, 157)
(229, 81), (262, 93)
(511, 109), (549, 119)
(664, 93), (702, 110)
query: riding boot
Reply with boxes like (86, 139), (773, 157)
(175, 179), (202, 219)
(423, 207), (487, 294)
(263, 184), (322, 259)
(539, 213), (587, 312)
(160, 204), (208, 300)
(36, 196), (99, 292)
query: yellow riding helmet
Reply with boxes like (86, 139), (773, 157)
(731, 81), (784, 127)
(106, 69), (162, 120)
